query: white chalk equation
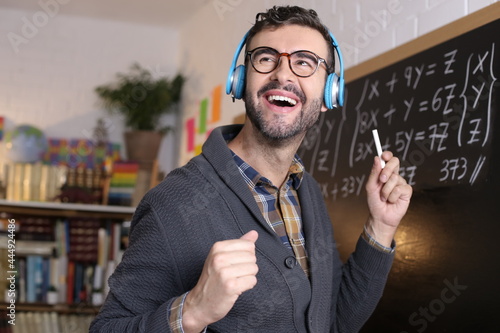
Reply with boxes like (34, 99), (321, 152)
(299, 33), (498, 202)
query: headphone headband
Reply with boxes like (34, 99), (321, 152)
(226, 31), (249, 96)
(226, 28), (345, 108)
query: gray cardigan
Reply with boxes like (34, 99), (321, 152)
(90, 125), (394, 333)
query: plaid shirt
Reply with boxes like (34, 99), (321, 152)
(232, 152), (309, 277)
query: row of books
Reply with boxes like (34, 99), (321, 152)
(0, 311), (94, 333)
(5, 256), (113, 306)
(0, 217), (129, 307)
(1, 163), (66, 203)
(106, 161), (139, 206)
(1, 161), (140, 206)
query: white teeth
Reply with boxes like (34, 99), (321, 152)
(267, 95), (297, 106)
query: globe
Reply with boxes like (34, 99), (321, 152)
(4, 125), (48, 163)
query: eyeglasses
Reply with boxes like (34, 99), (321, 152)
(247, 46), (328, 78)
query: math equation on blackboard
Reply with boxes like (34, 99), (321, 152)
(298, 20), (498, 202)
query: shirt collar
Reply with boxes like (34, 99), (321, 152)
(231, 150), (305, 190)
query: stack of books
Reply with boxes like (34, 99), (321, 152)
(107, 162), (139, 206)
(3, 163), (66, 202)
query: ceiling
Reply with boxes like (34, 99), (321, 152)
(0, 0), (210, 29)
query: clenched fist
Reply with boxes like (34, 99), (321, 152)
(182, 231), (259, 332)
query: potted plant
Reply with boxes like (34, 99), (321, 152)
(94, 63), (185, 165)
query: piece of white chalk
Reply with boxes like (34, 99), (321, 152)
(372, 129), (385, 168)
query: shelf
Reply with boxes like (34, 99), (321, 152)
(0, 200), (131, 318)
(0, 302), (100, 315)
(0, 199), (135, 220)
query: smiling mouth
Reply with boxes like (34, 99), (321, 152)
(267, 95), (298, 107)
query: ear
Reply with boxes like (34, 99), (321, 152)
(321, 103), (328, 112)
(321, 81), (329, 112)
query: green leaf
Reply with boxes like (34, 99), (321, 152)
(94, 63), (185, 131)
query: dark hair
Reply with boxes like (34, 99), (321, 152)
(245, 6), (335, 73)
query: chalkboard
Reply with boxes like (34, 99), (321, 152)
(299, 18), (498, 196)
(298, 7), (500, 333)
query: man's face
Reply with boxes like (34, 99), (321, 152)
(244, 25), (329, 143)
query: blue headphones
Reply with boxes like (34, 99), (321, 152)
(225, 30), (345, 109)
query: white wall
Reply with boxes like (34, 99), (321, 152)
(0, 7), (179, 173)
(1, 0), (496, 170)
(177, 0), (497, 164)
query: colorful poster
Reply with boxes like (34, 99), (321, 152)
(211, 85), (222, 123)
(184, 84), (224, 158)
(186, 117), (195, 152)
(199, 98), (208, 134)
(0, 116), (4, 141)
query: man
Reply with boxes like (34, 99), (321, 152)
(90, 6), (412, 333)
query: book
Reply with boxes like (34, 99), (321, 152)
(18, 258), (26, 303)
(73, 263), (83, 303)
(25, 256), (36, 303)
(13, 163), (24, 201)
(97, 228), (108, 268)
(46, 165), (66, 202)
(41, 257), (50, 302)
(111, 222), (122, 264)
(49, 312), (60, 333)
(56, 255), (68, 304)
(103, 260), (115, 298)
(30, 163), (42, 201)
(66, 261), (75, 305)
(107, 161), (139, 206)
(17, 217), (54, 242)
(41, 312), (51, 333)
(0, 235), (8, 303)
(34, 256), (44, 302)
(31, 311), (42, 333)
(67, 219), (100, 263)
(14, 311), (26, 333)
(15, 241), (55, 256)
(91, 264), (104, 306)
(83, 265), (94, 304)
(21, 163), (31, 202)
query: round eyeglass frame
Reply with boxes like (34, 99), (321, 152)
(246, 46), (328, 78)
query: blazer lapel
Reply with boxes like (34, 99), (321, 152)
(200, 125), (280, 237)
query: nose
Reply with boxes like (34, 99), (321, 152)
(270, 55), (295, 84)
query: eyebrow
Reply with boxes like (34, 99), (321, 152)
(252, 47), (323, 58)
(293, 51), (318, 62)
(253, 47), (278, 55)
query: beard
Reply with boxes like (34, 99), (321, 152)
(244, 81), (323, 146)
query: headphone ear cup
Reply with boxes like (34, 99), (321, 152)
(324, 73), (338, 110)
(231, 65), (246, 100)
(337, 76), (345, 107)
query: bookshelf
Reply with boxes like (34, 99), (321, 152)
(0, 302), (99, 314)
(0, 199), (135, 219)
(0, 200), (135, 332)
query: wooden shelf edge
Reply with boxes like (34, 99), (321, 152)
(0, 302), (100, 315)
(0, 199), (135, 220)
